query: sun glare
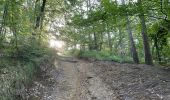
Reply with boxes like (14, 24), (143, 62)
(49, 39), (65, 49)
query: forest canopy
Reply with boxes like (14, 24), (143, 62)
(0, 0), (170, 65)
(56, 0), (170, 65)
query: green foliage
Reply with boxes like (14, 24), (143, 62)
(149, 20), (170, 64)
(1, 0), (170, 99)
(62, 0), (170, 65)
(0, 38), (56, 99)
(78, 50), (133, 63)
(0, 0), (57, 99)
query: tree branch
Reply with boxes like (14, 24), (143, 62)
(160, 0), (168, 21)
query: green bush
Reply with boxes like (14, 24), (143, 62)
(78, 50), (133, 63)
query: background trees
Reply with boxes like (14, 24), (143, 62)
(56, 0), (170, 65)
(1, 1), (169, 64)
(0, 0), (60, 99)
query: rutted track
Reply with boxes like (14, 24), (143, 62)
(48, 58), (117, 100)
(25, 57), (170, 100)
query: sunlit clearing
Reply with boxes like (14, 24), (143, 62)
(49, 39), (65, 55)
(49, 39), (64, 48)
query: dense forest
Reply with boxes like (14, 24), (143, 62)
(0, 0), (170, 99)
(59, 0), (170, 65)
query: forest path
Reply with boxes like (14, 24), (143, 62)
(26, 57), (170, 100)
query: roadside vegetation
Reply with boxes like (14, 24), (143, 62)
(0, 38), (56, 99)
(0, 0), (57, 99)
(0, 0), (170, 99)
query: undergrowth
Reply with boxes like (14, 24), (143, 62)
(71, 50), (133, 63)
(0, 37), (56, 100)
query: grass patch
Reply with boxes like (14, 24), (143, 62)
(77, 50), (133, 63)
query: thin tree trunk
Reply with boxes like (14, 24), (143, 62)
(35, 0), (46, 30)
(139, 15), (153, 65)
(0, 4), (8, 40)
(106, 23), (113, 52)
(154, 37), (161, 62)
(121, 0), (139, 64)
(138, 0), (153, 65)
(117, 25), (123, 48)
(88, 33), (92, 50)
(86, 0), (92, 50)
(11, 3), (18, 51)
(99, 32), (103, 51)
(93, 32), (98, 50)
(126, 17), (139, 63)
(107, 32), (112, 52)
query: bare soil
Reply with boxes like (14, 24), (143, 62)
(24, 57), (170, 100)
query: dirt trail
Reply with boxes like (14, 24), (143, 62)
(50, 58), (117, 100)
(25, 58), (170, 100)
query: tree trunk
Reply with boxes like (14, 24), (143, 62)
(35, 0), (47, 29)
(121, 0), (139, 64)
(138, 0), (153, 65)
(88, 33), (92, 50)
(0, 4), (8, 40)
(126, 17), (139, 64)
(117, 25), (124, 48)
(99, 32), (103, 51)
(154, 36), (161, 62)
(139, 15), (153, 65)
(93, 32), (98, 50)
(106, 24), (112, 52)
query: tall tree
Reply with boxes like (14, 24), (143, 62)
(0, 2), (8, 43)
(34, 0), (47, 36)
(121, 0), (139, 64)
(138, 0), (153, 65)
